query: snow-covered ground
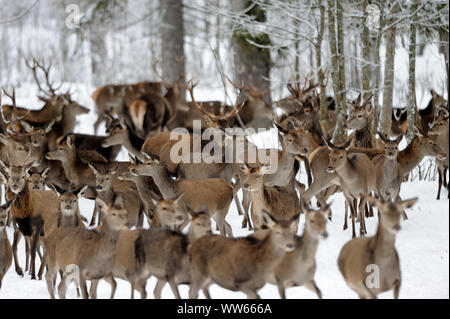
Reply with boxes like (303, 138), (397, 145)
(0, 83), (448, 299)
(0, 179), (448, 299)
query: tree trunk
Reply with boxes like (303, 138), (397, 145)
(328, 0), (345, 143)
(89, 24), (107, 87)
(317, 1), (327, 130)
(160, 0), (185, 100)
(372, 1), (385, 134)
(361, 0), (371, 99)
(406, 0), (418, 142)
(336, 0), (346, 105)
(381, 4), (397, 136)
(230, 0), (273, 129)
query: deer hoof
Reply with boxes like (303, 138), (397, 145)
(343, 224), (348, 230)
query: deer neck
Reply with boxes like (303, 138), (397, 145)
(355, 126), (374, 148)
(260, 230), (288, 265)
(148, 166), (178, 198)
(294, 228), (319, 261)
(60, 150), (82, 183)
(0, 229), (7, 242)
(383, 156), (398, 180)
(265, 140), (296, 186)
(134, 176), (157, 209)
(97, 187), (114, 203)
(398, 137), (421, 175)
(98, 222), (122, 251)
(335, 157), (355, 179)
(373, 219), (396, 254)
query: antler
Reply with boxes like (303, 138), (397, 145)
(25, 57), (61, 96)
(1, 88), (29, 135)
(186, 79), (245, 123)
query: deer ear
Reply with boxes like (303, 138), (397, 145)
(399, 197), (418, 210)
(262, 210), (277, 229)
(430, 89), (438, 98)
(20, 120), (33, 133)
(367, 196), (382, 210)
(343, 138), (352, 150)
(78, 185), (89, 198)
(128, 153), (136, 163)
(95, 198), (108, 212)
(41, 167), (50, 180)
(260, 161), (272, 174)
(238, 161), (250, 173)
(66, 135), (74, 147)
(394, 134), (403, 145)
(114, 195), (125, 210)
(170, 192), (184, 204)
(0, 159), (9, 174)
(88, 163), (98, 174)
(274, 122), (287, 135)
(45, 120), (55, 133)
(0, 171), (6, 184)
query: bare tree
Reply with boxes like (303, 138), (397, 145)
(160, 0), (185, 99)
(381, 2), (398, 135)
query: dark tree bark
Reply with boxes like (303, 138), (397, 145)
(160, 0), (185, 100)
(230, 0), (273, 129)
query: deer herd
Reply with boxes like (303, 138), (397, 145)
(0, 58), (448, 299)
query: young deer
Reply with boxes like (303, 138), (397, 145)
(0, 200), (13, 290)
(269, 204), (330, 299)
(52, 185), (87, 228)
(429, 114), (449, 199)
(28, 168), (50, 190)
(188, 211), (298, 299)
(239, 161), (300, 232)
(346, 94), (376, 148)
(102, 120), (145, 160)
(45, 136), (96, 189)
(373, 134), (407, 219)
(338, 197), (418, 299)
(131, 155), (234, 237)
(324, 138), (376, 238)
(44, 197), (130, 299)
(150, 193), (188, 230)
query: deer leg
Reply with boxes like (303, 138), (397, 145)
(443, 168), (448, 188)
(304, 280), (322, 299)
(38, 246), (46, 280)
(93, 114), (105, 134)
(30, 228), (41, 280)
(25, 236), (30, 272)
(301, 156), (313, 187)
(105, 276), (117, 299)
(343, 200), (349, 230)
(437, 168), (443, 200)
(358, 197), (368, 236)
(241, 190), (252, 230)
(242, 288), (260, 299)
(168, 278), (181, 299)
(89, 203), (98, 227)
(57, 273), (69, 299)
(45, 267), (58, 299)
(79, 276), (89, 299)
(234, 194), (244, 216)
(393, 279), (401, 299)
(202, 287), (211, 299)
(89, 280), (99, 299)
(276, 277), (286, 299)
(12, 229), (24, 277)
(154, 279), (166, 299)
(136, 278), (147, 299)
(349, 198), (357, 239)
